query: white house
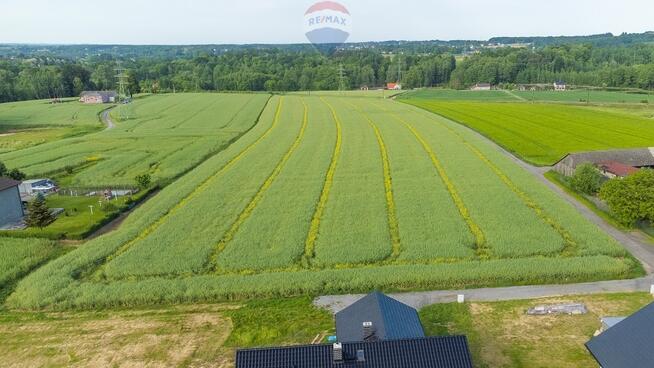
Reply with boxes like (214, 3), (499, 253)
(554, 81), (567, 91)
(471, 83), (492, 91)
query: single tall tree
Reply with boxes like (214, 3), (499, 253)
(26, 193), (54, 229)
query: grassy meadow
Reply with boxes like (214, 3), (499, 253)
(402, 100), (654, 165)
(0, 93), (270, 187)
(4, 94), (640, 310)
(420, 293), (653, 368)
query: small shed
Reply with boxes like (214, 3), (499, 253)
(0, 178), (24, 229)
(80, 91), (118, 104)
(19, 179), (57, 197)
(586, 302), (654, 367)
(335, 291), (425, 343)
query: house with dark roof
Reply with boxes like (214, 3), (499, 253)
(0, 178), (24, 229)
(554, 81), (567, 91)
(553, 148), (654, 177)
(79, 91), (118, 104)
(586, 302), (654, 368)
(235, 292), (473, 368)
(335, 291), (424, 342)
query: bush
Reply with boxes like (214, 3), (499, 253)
(571, 163), (603, 195)
(600, 169), (654, 226)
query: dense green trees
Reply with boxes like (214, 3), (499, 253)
(600, 169), (654, 226)
(3, 41), (654, 103)
(571, 163), (604, 195)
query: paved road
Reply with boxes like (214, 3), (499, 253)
(313, 108), (654, 312)
(101, 108), (116, 130)
(315, 277), (654, 313)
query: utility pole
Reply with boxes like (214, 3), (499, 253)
(338, 64), (346, 92)
(114, 61), (129, 100)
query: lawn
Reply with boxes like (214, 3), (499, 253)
(0, 193), (148, 240)
(5, 94), (640, 310)
(0, 93), (270, 187)
(402, 100), (654, 165)
(420, 293), (654, 368)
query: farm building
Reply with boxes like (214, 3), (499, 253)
(0, 178), (24, 229)
(236, 292), (473, 368)
(598, 161), (640, 178)
(553, 148), (654, 177)
(554, 81), (567, 91)
(19, 179), (57, 198)
(386, 83), (402, 90)
(79, 91), (118, 104)
(586, 302), (654, 368)
(470, 83), (492, 91)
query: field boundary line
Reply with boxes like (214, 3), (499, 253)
(345, 100), (401, 260)
(302, 97), (343, 267)
(375, 103), (488, 258)
(397, 102), (578, 256)
(92, 97), (284, 278)
(503, 89), (528, 101)
(210, 98), (309, 272)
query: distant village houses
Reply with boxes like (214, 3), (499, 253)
(554, 81), (567, 91)
(79, 91), (118, 104)
(386, 83), (402, 90)
(471, 83), (492, 91)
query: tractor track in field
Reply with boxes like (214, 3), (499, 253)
(401, 101), (654, 273)
(313, 101), (654, 312)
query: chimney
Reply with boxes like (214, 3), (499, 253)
(333, 343), (343, 362)
(363, 321), (376, 341)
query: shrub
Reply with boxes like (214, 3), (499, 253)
(571, 163), (603, 195)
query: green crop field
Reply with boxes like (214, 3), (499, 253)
(0, 98), (108, 152)
(7, 94), (639, 310)
(401, 89), (519, 102)
(402, 100), (654, 165)
(0, 238), (59, 291)
(0, 93), (270, 187)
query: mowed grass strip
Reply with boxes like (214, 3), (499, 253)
(312, 97), (392, 266)
(216, 97), (336, 272)
(404, 100), (654, 165)
(97, 97), (289, 279)
(211, 98), (310, 272)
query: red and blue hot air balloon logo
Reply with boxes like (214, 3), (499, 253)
(304, 1), (352, 45)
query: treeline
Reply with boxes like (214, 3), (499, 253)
(451, 44), (654, 89)
(4, 42), (654, 103)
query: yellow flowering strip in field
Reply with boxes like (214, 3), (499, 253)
(95, 97), (284, 273)
(346, 101), (402, 260)
(418, 109), (578, 256)
(302, 97), (343, 267)
(380, 106), (489, 259)
(210, 99), (310, 271)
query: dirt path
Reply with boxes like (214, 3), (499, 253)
(100, 108), (116, 130)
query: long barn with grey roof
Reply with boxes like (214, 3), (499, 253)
(553, 147), (654, 176)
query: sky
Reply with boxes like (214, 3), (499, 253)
(0, 0), (653, 45)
